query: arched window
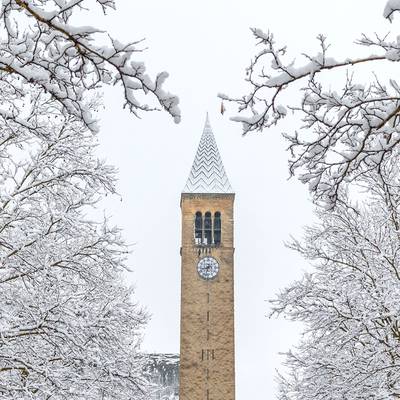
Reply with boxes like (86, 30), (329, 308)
(204, 212), (212, 245)
(195, 212), (203, 245)
(214, 212), (221, 245)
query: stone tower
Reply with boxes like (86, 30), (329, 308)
(180, 115), (235, 400)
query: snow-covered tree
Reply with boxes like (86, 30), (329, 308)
(221, 0), (400, 208)
(0, 1), (179, 398)
(0, 84), (149, 399)
(272, 155), (400, 399)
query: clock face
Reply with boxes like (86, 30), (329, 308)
(197, 257), (219, 280)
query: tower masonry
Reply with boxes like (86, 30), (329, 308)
(180, 115), (235, 400)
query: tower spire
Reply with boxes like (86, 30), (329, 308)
(182, 114), (234, 194)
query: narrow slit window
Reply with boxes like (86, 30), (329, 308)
(195, 211), (203, 245)
(204, 212), (212, 245)
(214, 212), (221, 245)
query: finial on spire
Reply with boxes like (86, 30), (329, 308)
(205, 111), (210, 127)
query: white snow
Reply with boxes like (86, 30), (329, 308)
(384, 0), (400, 21)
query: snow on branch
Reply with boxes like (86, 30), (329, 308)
(222, 21), (400, 208)
(384, 0), (400, 21)
(0, 0), (180, 131)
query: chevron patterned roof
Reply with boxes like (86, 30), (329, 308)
(182, 115), (234, 194)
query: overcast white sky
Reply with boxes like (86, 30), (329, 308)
(88, 1), (391, 398)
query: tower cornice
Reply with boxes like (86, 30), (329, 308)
(180, 192), (235, 208)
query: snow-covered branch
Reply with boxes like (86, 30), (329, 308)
(0, 0), (180, 131)
(223, 2), (400, 208)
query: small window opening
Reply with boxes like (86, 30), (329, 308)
(214, 212), (221, 245)
(204, 212), (212, 245)
(195, 211), (203, 245)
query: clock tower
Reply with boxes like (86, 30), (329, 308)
(180, 115), (235, 400)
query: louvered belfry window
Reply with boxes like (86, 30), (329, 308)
(214, 212), (221, 245)
(194, 210), (222, 246)
(204, 212), (212, 245)
(195, 212), (203, 245)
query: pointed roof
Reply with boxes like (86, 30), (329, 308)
(182, 114), (234, 194)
